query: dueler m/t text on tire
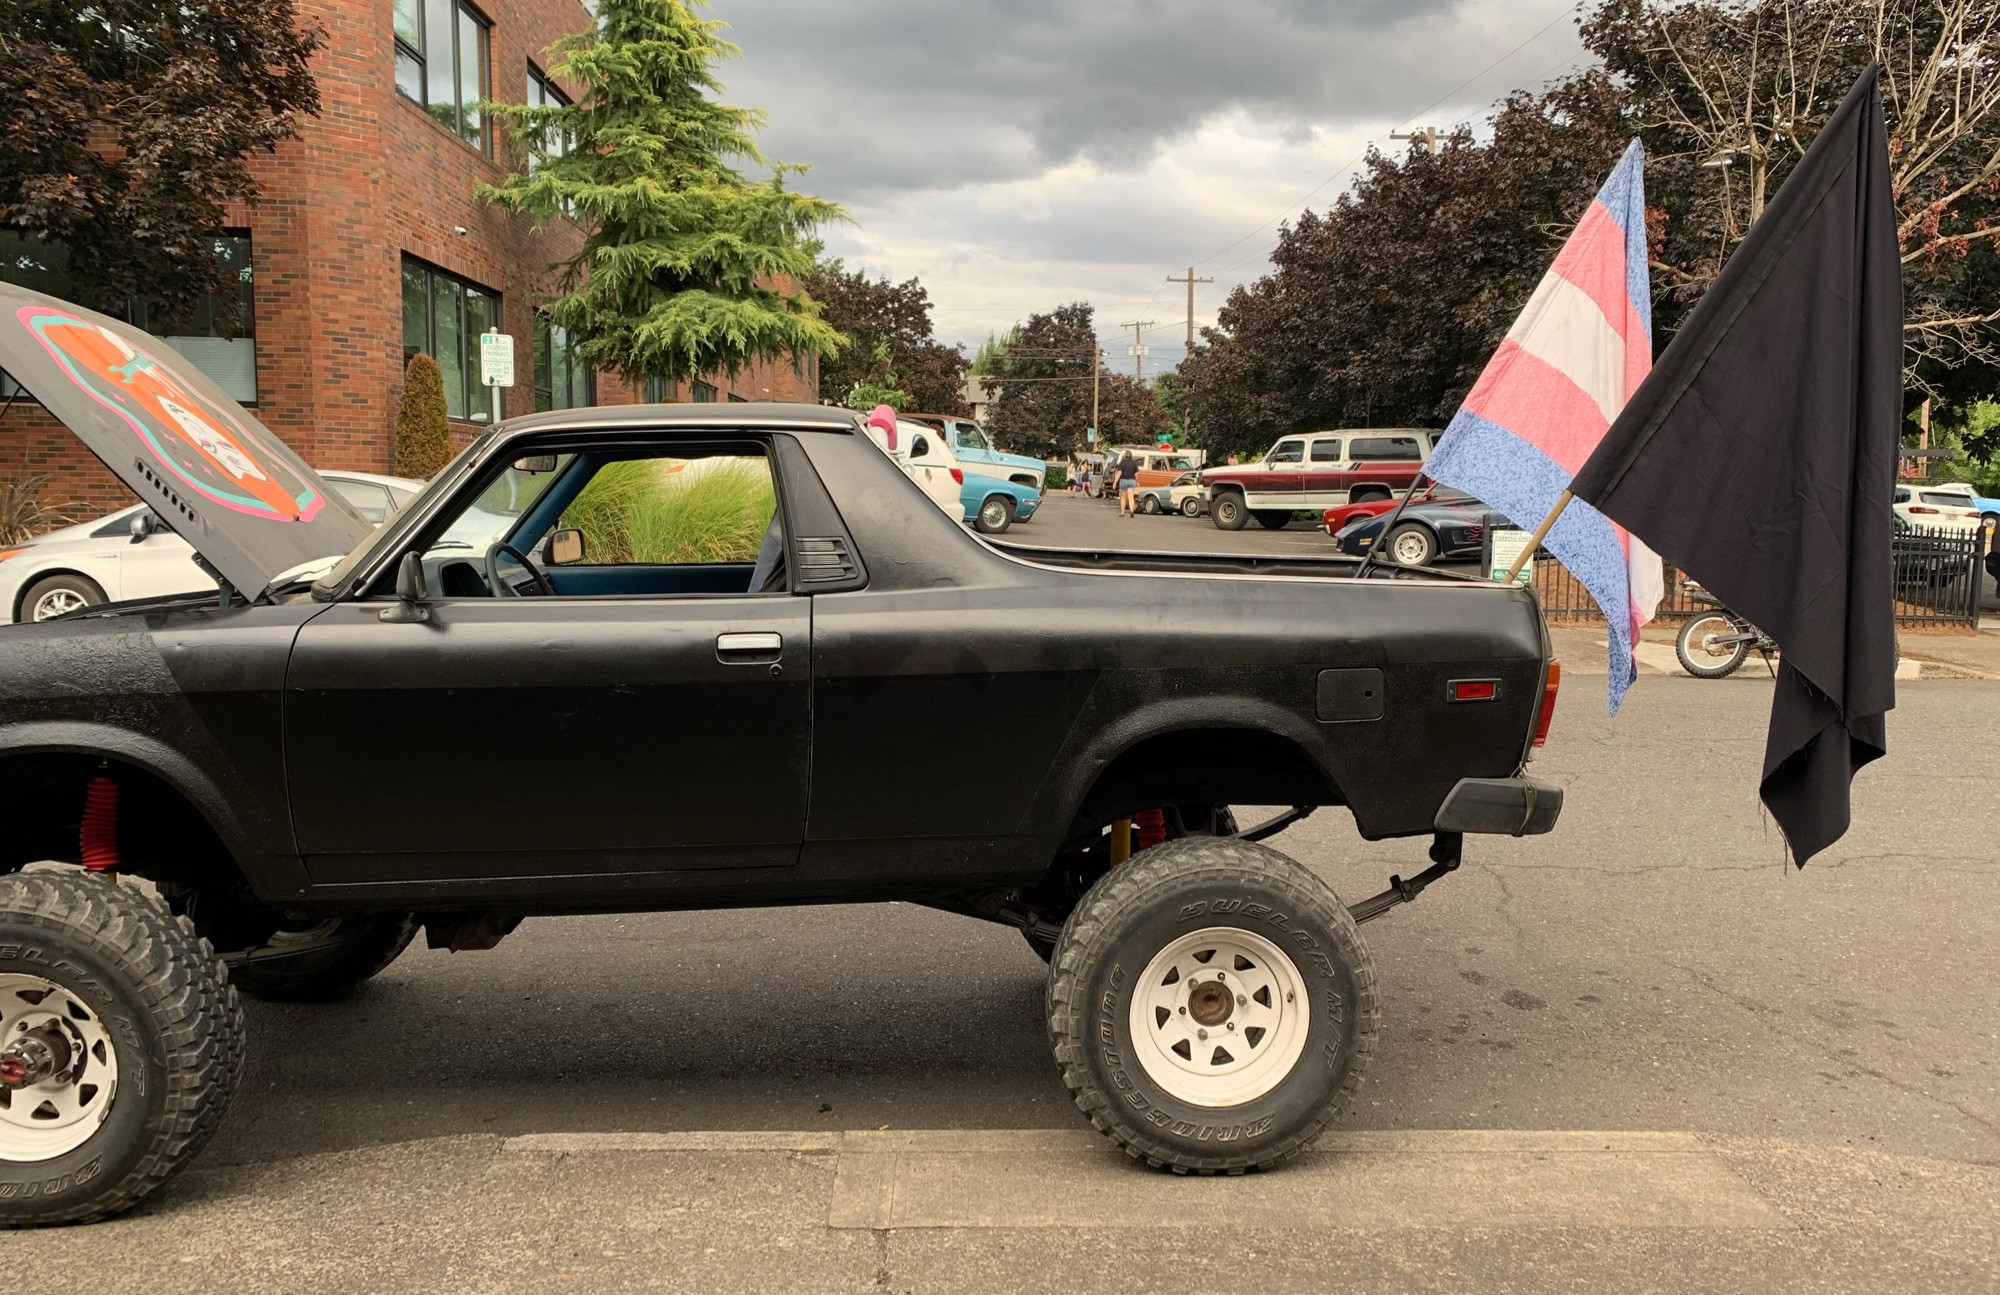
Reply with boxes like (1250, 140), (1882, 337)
(1047, 837), (1376, 1173)
(0, 872), (243, 1226)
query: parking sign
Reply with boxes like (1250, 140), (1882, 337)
(479, 331), (515, 388)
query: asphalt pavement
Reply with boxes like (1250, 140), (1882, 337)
(21, 492), (1999, 1293)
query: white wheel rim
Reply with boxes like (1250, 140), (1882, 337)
(1127, 926), (1310, 1108)
(0, 974), (120, 1162)
(1392, 532), (1429, 564)
(32, 590), (86, 620)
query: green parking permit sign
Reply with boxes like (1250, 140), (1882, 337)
(1485, 526), (1534, 585)
(479, 331), (515, 388)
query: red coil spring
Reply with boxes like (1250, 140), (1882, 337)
(1134, 808), (1168, 852)
(80, 774), (120, 873)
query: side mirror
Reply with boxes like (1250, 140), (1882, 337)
(128, 511), (155, 543)
(378, 551), (431, 623)
(514, 454), (558, 474)
(543, 527), (585, 566)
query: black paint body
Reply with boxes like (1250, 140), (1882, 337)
(0, 405), (1551, 915)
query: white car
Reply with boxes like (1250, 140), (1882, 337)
(1892, 483), (1985, 533)
(863, 418), (970, 519)
(0, 470), (421, 623)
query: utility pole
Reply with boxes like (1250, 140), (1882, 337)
(1165, 266), (1213, 351)
(1120, 319), (1154, 383)
(1091, 346), (1100, 450)
(1389, 126), (1440, 154)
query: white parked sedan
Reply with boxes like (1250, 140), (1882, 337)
(0, 470), (421, 623)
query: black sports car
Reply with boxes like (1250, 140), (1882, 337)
(1332, 487), (1508, 567)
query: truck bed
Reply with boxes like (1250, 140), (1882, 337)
(986, 538), (1479, 583)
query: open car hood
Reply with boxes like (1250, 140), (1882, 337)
(0, 283), (370, 598)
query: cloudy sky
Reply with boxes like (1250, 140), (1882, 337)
(712, 0), (1593, 372)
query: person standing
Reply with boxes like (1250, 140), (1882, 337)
(1115, 449), (1140, 517)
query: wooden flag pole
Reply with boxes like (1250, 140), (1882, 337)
(1502, 489), (1573, 583)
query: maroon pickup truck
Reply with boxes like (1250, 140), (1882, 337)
(1202, 429), (1433, 530)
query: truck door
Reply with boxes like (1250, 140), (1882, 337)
(283, 440), (813, 891)
(1248, 437), (1307, 508)
(1300, 437), (1345, 507)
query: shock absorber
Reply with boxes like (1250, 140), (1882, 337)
(1134, 808), (1168, 851)
(80, 768), (120, 874)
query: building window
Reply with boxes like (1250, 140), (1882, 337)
(524, 64), (571, 167)
(533, 314), (593, 411)
(0, 230), (257, 404)
(690, 379), (716, 402)
(645, 375), (677, 402)
(394, 0), (489, 151)
(402, 256), (499, 423)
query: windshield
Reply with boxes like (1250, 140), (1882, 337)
(312, 433), (489, 596)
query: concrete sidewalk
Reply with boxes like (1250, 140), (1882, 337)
(1551, 621), (2000, 678)
(23, 1128), (1998, 1294)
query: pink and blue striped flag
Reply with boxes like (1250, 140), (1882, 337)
(1423, 138), (1663, 711)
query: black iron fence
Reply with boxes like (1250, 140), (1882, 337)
(1531, 517), (1994, 629)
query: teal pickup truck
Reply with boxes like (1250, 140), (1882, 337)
(905, 413), (1047, 492)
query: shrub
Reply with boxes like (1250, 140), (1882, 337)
(563, 458), (776, 565)
(393, 352), (453, 479)
(0, 475), (77, 545)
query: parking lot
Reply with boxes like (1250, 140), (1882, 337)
(11, 496), (1996, 1293)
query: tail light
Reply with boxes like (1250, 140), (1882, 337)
(1532, 661), (1561, 747)
(950, 468), (963, 485)
(1908, 505), (1939, 514)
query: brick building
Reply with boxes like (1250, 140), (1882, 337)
(0, 0), (819, 515)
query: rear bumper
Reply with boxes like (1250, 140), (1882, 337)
(1433, 776), (1563, 836)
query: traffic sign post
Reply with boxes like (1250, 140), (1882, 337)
(479, 331), (515, 388)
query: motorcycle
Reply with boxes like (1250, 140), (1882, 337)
(1674, 582), (1777, 678)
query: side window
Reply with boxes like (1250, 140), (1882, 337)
(419, 446), (780, 598)
(1270, 439), (1305, 463)
(1350, 436), (1422, 461)
(329, 478), (394, 523)
(1309, 440), (1342, 462)
(909, 434), (932, 460)
(555, 453), (775, 568)
(953, 423), (984, 451)
(1893, 488), (1910, 504)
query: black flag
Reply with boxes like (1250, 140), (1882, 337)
(1569, 65), (1902, 865)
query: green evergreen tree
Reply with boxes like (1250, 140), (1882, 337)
(392, 352), (453, 479)
(480, 0), (846, 390)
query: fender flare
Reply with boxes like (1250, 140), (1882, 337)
(0, 720), (299, 898)
(1031, 692), (1343, 840)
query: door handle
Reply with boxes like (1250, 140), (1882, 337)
(716, 631), (783, 662)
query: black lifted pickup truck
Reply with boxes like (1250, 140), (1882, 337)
(0, 285), (1561, 1224)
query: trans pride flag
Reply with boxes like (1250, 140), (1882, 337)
(1423, 139), (1663, 711)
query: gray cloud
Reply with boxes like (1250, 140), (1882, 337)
(716, 0), (1483, 197)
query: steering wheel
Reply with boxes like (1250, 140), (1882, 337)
(483, 541), (553, 598)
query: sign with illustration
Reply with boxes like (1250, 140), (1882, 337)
(17, 307), (324, 523)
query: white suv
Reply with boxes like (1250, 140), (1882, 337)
(1892, 484), (1986, 533)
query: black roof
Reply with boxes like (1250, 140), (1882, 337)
(492, 402), (863, 439)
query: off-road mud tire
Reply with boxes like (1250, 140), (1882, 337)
(228, 914), (419, 1002)
(1211, 491), (1247, 530)
(0, 871), (243, 1226)
(1046, 836), (1376, 1174)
